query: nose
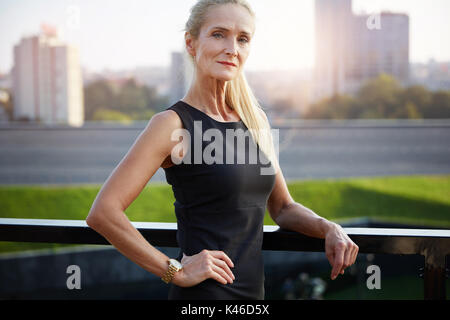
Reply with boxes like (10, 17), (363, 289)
(224, 38), (238, 57)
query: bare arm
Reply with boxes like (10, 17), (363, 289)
(260, 108), (359, 280)
(85, 110), (182, 278)
(267, 158), (335, 238)
(85, 110), (236, 286)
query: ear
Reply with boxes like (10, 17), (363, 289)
(185, 32), (196, 57)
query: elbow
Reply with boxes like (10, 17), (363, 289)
(85, 211), (100, 229)
(85, 205), (108, 229)
(86, 203), (121, 230)
(272, 201), (297, 227)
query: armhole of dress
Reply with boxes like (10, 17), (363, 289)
(165, 105), (192, 169)
(167, 105), (191, 131)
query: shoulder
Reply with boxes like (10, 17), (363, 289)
(138, 109), (185, 153)
(146, 109), (183, 132)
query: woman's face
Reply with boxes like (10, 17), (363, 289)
(186, 3), (255, 81)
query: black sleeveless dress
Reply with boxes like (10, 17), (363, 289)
(162, 100), (276, 300)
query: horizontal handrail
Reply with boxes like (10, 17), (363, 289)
(0, 218), (449, 300)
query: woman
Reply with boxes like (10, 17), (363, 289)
(86, 0), (358, 300)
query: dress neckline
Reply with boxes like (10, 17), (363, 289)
(179, 100), (243, 125)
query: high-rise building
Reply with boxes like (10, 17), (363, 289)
(314, 0), (410, 102)
(314, 0), (353, 101)
(12, 24), (84, 126)
(169, 51), (192, 104)
(347, 12), (409, 93)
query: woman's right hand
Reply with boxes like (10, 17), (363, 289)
(171, 249), (235, 287)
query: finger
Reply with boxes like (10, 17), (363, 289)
(352, 244), (359, 264)
(339, 243), (356, 275)
(210, 250), (235, 268)
(347, 244), (359, 273)
(348, 246), (355, 267)
(211, 264), (233, 284)
(213, 257), (235, 281)
(331, 247), (345, 280)
(326, 251), (334, 268)
(207, 268), (228, 285)
(343, 245), (353, 269)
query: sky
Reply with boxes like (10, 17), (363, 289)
(0, 0), (449, 74)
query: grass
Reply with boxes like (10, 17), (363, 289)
(284, 174), (450, 227)
(0, 174), (449, 253)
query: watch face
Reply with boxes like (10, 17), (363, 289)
(170, 259), (182, 269)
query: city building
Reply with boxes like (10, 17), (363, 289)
(169, 51), (192, 105)
(346, 12), (409, 93)
(410, 59), (450, 91)
(314, 0), (353, 102)
(313, 0), (410, 102)
(11, 24), (84, 126)
(0, 72), (11, 90)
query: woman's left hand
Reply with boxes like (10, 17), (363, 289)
(324, 223), (359, 280)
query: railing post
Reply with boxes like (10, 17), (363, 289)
(423, 253), (447, 300)
(420, 235), (448, 300)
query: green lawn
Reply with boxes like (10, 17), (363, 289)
(0, 174), (449, 253)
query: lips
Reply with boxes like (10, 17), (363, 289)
(218, 61), (236, 67)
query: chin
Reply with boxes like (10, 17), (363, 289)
(212, 70), (239, 82)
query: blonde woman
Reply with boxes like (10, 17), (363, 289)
(86, 0), (358, 300)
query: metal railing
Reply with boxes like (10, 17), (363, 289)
(0, 218), (449, 300)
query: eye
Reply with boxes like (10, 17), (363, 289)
(212, 32), (249, 44)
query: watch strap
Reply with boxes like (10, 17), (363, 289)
(161, 259), (181, 284)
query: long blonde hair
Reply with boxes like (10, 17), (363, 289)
(184, 0), (278, 173)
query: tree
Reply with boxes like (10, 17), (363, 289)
(302, 96), (332, 119)
(303, 74), (450, 119)
(303, 94), (358, 119)
(84, 78), (169, 121)
(390, 101), (422, 119)
(0, 89), (13, 120)
(427, 90), (450, 118)
(114, 78), (147, 113)
(92, 108), (132, 124)
(399, 85), (431, 118)
(84, 80), (115, 120)
(355, 73), (403, 118)
(328, 94), (358, 119)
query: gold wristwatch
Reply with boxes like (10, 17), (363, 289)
(161, 258), (183, 284)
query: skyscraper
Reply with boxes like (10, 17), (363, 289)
(347, 12), (409, 88)
(314, 0), (410, 102)
(169, 51), (193, 104)
(12, 24), (84, 126)
(314, 0), (353, 101)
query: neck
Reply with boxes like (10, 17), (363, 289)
(183, 72), (232, 118)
